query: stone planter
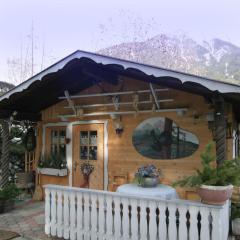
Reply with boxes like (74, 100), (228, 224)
(140, 177), (159, 188)
(37, 168), (68, 176)
(198, 185), (233, 205)
(232, 218), (240, 236)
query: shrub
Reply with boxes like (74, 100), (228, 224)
(173, 143), (240, 187)
(0, 183), (20, 201)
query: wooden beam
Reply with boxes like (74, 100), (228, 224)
(112, 95), (120, 111)
(64, 90), (76, 115)
(64, 99), (174, 109)
(59, 88), (169, 99)
(149, 83), (160, 109)
(58, 108), (188, 118)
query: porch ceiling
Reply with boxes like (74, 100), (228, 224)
(1, 50), (240, 121)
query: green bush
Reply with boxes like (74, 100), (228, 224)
(173, 143), (240, 187)
(0, 183), (20, 201)
(232, 203), (240, 219)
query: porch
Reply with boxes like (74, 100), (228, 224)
(45, 184), (230, 240)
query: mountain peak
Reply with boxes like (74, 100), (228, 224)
(99, 35), (240, 85)
(0, 81), (15, 95)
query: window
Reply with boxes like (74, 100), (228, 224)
(80, 131), (98, 160)
(132, 117), (199, 159)
(50, 129), (66, 160)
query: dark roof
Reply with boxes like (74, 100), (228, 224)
(0, 50), (240, 121)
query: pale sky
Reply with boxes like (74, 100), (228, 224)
(0, 0), (240, 84)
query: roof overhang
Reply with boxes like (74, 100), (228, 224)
(1, 50), (240, 121)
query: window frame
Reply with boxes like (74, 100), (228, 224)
(46, 126), (67, 160)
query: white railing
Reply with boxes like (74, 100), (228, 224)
(44, 184), (230, 240)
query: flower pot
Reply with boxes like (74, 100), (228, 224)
(140, 177), (159, 188)
(198, 185), (233, 205)
(232, 218), (240, 236)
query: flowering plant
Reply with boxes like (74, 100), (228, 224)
(80, 162), (94, 176)
(135, 164), (161, 184)
(38, 154), (67, 169)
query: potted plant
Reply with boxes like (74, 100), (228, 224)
(174, 143), (240, 205)
(0, 183), (20, 213)
(37, 154), (68, 176)
(135, 164), (161, 188)
(231, 201), (240, 236)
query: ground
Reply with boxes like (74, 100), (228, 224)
(0, 200), (59, 240)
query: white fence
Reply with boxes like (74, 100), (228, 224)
(45, 184), (230, 240)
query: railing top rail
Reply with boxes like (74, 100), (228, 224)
(44, 184), (226, 209)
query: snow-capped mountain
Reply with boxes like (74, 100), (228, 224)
(99, 35), (240, 85)
(0, 81), (14, 95)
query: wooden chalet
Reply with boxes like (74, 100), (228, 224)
(0, 50), (240, 239)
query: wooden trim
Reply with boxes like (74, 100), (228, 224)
(64, 99), (174, 109)
(59, 108), (188, 118)
(64, 90), (76, 115)
(149, 83), (160, 109)
(42, 120), (109, 190)
(25, 151), (35, 172)
(59, 88), (169, 99)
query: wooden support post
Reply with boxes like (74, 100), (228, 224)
(214, 95), (227, 166)
(64, 90), (76, 115)
(149, 83), (160, 110)
(0, 119), (10, 188)
(112, 95), (120, 111)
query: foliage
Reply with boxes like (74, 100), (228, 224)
(80, 162), (94, 176)
(231, 192), (240, 219)
(0, 183), (20, 201)
(0, 124), (26, 183)
(135, 164), (161, 185)
(38, 154), (67, 170)
(22, 127), (36, 152)
(232, 203), (240, 219)
(173, 143), (240, 187)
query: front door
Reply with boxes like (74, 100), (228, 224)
(72, 124), (104, 190)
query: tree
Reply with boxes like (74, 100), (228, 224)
(7, 23), (54, 85)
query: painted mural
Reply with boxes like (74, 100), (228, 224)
(132, 117), (199, 159)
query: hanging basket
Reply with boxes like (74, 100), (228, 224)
(23, 128), (36, 152)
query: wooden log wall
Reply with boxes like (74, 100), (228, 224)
(37, 77), (234, 199)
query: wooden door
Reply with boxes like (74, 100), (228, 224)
(72, 124), (104, 190)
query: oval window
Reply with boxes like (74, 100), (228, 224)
(132, 117), (199, 159)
